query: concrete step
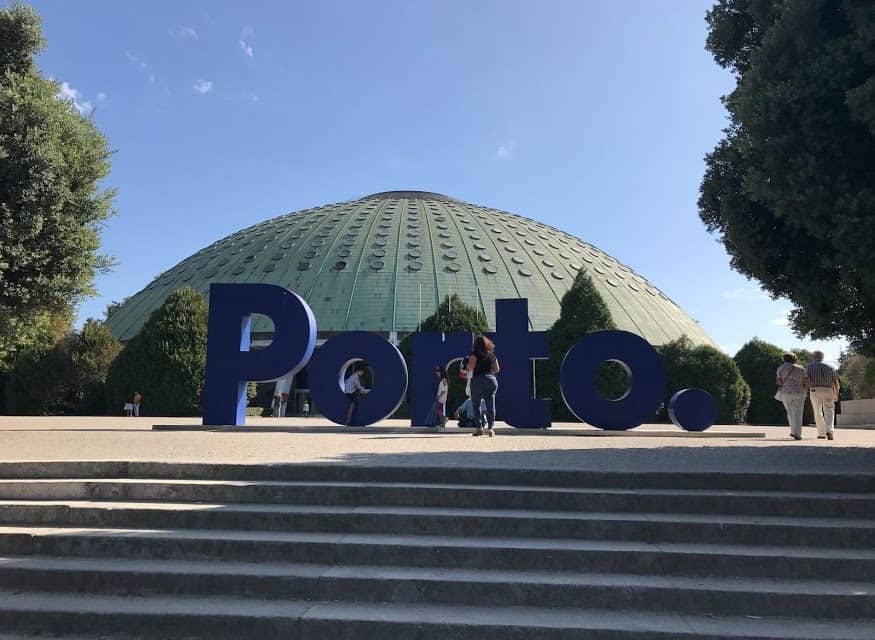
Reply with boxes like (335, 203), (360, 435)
(1, 500), (874, 548)
(2, 525), (874, 581)
(1, 555), (873, 620)
(2, 461), (875, 492)
(3, 479), (875, 518)
(0, 590), (873, 639)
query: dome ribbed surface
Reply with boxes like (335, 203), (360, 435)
(106, 191), (714, 346)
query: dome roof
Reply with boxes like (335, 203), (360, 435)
(106, 191), (714, 346)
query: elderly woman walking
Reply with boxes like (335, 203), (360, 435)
(776, 352), (810, 440)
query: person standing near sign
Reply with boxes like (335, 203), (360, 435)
(435, 366), (449, 427)
(467, 336), (500, 437)
(806, 350), (839, 440)
(776, 352), (809, 440)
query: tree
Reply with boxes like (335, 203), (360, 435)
(699, 1), (875, 354)
(105, 289), (208, 416)
(660, 337), (751, 424)
(840, 351), (875, 399)
(4, 319), (120, 415)
(734, 338), (787, 425)
(538, 271), (616, 422)
(0, 3), (115, 372)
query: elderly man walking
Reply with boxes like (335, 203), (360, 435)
(806, 351), (840, 440)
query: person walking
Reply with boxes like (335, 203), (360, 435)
(776, 352), (809, 440)
(302, 400), (310, 418)
(806, 351), (839, 440)
(466, 336), (500, 437)
(435, 366), (449, 427)
(132, 392), (142, 417)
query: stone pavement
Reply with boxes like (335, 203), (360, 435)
(1, 416), (874, 474)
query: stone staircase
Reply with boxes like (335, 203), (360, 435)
(0, 461), (873, 639)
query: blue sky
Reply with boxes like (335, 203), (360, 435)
(28, 0), (846, 364)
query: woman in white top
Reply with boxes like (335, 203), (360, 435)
(776, 352), (810, 440)
(435, 366), (449, 427)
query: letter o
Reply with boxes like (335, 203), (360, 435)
(308, 332), (408, 426)
(560, 330), (666, 430)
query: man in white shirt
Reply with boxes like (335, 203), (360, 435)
(344, 368), (369, 426)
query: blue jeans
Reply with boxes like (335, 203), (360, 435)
(471, 374), (498, 429)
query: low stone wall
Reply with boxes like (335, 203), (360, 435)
(839, 398), (875, 427)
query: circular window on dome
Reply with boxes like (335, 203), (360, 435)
(551, 271), (565, 280)
(511, 256), (525, 264)
(243, 255), (255, 263)
(342, 238), (355, 247)
(298, 261), (310, 271)
(496, 236), (510, 243)
(483, 265), (497, 275)
(469, 234), (481, 241)
(334, 260), (347, 271)
(504, 245), (517, 252)
(290, 232), (302, 239)
(570, 245), (582, 253)
(311, 240), (324, 247)
(338, 248), (351, 257)
(628, 282), (640, 292)
(231, 266), (245, 276)
(646, 288), (658, 296)
(373, 249), (386, 258)
(614, 271), (626, 279)
(408, 231), (420, 237)
(543, 259), (555, 268)
(460, 218), (471, 224)
(253, 230), (266, 236)
(271, 252), (285, 261)
(516, 231), (527, 237)
(441, 241), (454, 249)
(408, 221), (419, 228)
(371, 260), (385, 270)
(318, 231), (331, 238)
(559, 252), (571, 260)
(479, 254), (493, 262)
(438, 232), (451, 239)
(408, 249), (422, 258)
(262, 264), (276, 274)
(375, 239), (387, 247)
(473, 243), (486, 251)
(490, 227), (501, 234)
(408, 261), (423, 271)
(181, 273), (194, 282)
(446, 263), (461, 273)
(217, 257), (230, 266)
(379, 223), (391, 229)
(524, 239), (536, 246)
(444, 250), (458, 259)
(570, 262), (582, 271)
(549, 242), (560, 250)
(280, 242), (293, 250)
(594, 266), (606, 274)
(464, 226), (476, 232)
(519, 268), (532, 277)
(582, 254), (594, 263)
(533, 248), (545, 256)
(606, 278), (619, 287)
(377, 231), (389, 237)
(437, 223), (448, 230)
(408, 240), (420, 248)
(304, 250), (319, 259)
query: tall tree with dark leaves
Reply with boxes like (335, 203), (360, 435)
(0, 3), (115, 371)
(700, 0), (875, 354)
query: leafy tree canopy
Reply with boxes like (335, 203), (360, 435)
(700, 0), (875, 354)
(105, 289), (208, 416)
(840, 350), (875, 399)
(0, 2), (115, 371)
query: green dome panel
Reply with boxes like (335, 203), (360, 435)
(106, 191), (715, 347)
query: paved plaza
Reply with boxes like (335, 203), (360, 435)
(2, 416), (874, 474)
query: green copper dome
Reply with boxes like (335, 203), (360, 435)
(106, 191), (714, 346)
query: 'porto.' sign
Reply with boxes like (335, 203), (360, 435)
(202, 283), (717, 430)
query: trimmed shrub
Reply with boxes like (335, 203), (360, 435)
(105, 289), (208, 416)
(733, 338), (787, 425)
(659, 337), (750, 424)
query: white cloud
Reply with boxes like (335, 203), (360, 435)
(720, 287), (769, 301)
(57, 81), (92, 115)
(496, 141), (516, 159)
(239, 26), (254, 58)
(172, 25), (199, 39)
(770, 310), (791, 327)
(126, 52), (157, 84)
(96, 92), (107, 102)
(193, 79), (213, 95)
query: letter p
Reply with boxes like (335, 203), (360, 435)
(202, 283), (317, 426)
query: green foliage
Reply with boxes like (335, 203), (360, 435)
(659, 337), (751, 424)
(840, 351), (875, 399)
(399, 294), (489, 417)
(0, 2), (115, 374)
(4, 319), (120, 415)
(733, 338), (787, 424)
(105, 289), (208, 416)
(538, 271), (616, 422)
(700, 1), (875, 354)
